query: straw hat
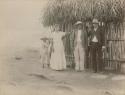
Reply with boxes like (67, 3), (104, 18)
(40, 37), (48, 41)
(92, 18), (99, 24)
(74, 21), (83, 25)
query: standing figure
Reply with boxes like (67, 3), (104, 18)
(40, 38), (50, 68)
(89, 19), (105, 73)
(50, 25), (67, 71)
(73, 21), (88, 71)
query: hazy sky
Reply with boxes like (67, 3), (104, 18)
(0, 0), (49, 49)
(0, 0), (47, 31)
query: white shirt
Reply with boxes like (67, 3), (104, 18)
(77, 30), (82, 42)
(92, 36), (98, 42)
(92, 28), (98, 42)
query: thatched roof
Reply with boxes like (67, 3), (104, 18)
(42, 0), (125, 27)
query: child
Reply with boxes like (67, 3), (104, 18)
(40, 38), (50, 68)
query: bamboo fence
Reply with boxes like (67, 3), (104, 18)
(104, 22), (125, 71)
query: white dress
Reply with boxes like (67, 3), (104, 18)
(40, 41), (49, 67)
(50, 32), (66, 70)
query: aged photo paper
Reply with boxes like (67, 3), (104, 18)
(0, 0), (125, 95)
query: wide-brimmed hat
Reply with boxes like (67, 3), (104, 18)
(92, 18), (99, 24)
(74, 21), (83, 25)
(40, 37), (48, 41)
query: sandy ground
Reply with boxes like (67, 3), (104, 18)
(0, 46), (125, 95)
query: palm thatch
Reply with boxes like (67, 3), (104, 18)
(42, 0), (125, 27)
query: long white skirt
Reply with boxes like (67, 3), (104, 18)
(50, 42), (66, 70)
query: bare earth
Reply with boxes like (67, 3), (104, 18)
(0, 47), (125, 95)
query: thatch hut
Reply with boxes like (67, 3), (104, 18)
(42, 0), (125, 71)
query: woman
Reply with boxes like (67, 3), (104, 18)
(50, 25), (67, 71)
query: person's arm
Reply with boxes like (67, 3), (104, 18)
(62, 31), (71, 41)
(62, 33), (66, 40)
(100, 27), (106, 50)
(73, 31), (76, 51)
(87, 30), (92, 46)
(50, 39), (54, 53)
(84, 30), (88, 50)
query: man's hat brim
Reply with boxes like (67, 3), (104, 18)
(74, 21), (83, 25)
(92, 22), (99, 24)
(92, 19), (99, 24)
(40, 37), (48, 41)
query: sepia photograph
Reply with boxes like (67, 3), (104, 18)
(0, 0), (125, 95)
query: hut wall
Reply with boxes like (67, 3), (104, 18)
(104, 21), (125, 71)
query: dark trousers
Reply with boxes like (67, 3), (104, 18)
(90, 42), (103, 72)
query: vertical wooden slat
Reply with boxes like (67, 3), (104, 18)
(104, 21), (125, 71)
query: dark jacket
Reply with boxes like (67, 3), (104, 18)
(89, 27), (105, 46)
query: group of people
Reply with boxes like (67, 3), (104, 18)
(40, 18), (105, 73)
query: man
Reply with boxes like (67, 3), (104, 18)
(89, 19), (105, 73)
(73, 21), (88, 71)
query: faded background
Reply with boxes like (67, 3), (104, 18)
(0, 0), (50, 94)
(0, 0), (48, 51)
(0, 0), (48, 78)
